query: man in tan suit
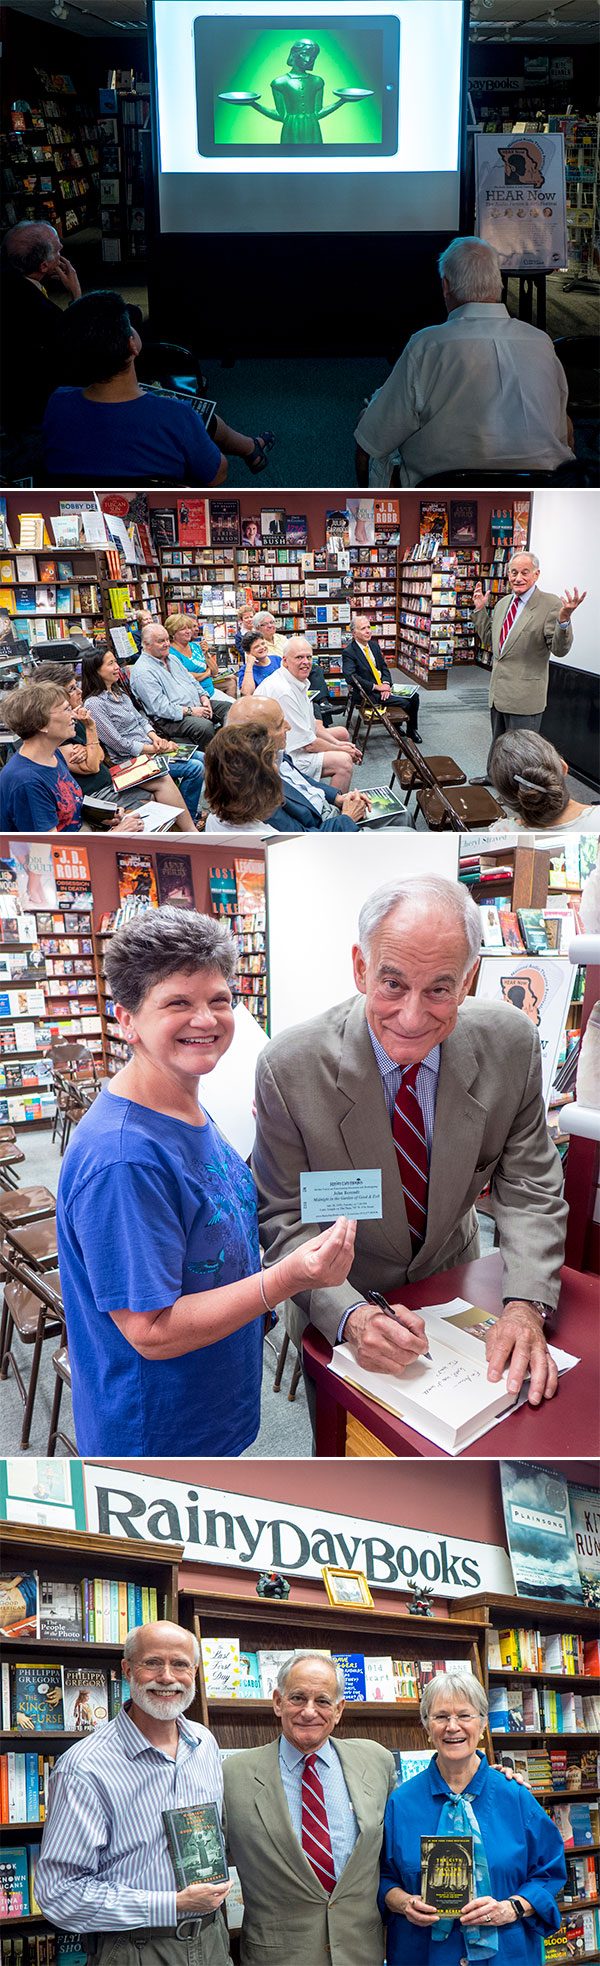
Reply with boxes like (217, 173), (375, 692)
(223, 1651), (396, 1966)
(472, 550), (585, 775)
(253, 875), (568, 1407)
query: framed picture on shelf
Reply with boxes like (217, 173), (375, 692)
(321, 1567), (374, 1609)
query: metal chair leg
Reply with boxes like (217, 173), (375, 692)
(288, 1353), (303, 1402)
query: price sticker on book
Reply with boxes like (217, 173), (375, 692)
(300, 1169), (382, 1223)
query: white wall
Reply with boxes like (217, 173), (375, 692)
(266, 834), (459, 1035)
(529, 489), (600, 676)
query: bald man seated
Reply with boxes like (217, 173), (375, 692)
(35, 1620), (231, 1965)
(226, 695), (368, 830)
(253, 637), (361, 791)
(253, 873), (568, 1407)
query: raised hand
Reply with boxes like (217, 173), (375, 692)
(558, 586), (586, 623)
(472, 582), (487, 611)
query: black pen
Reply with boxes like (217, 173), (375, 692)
(364, 1288), (433, 1362)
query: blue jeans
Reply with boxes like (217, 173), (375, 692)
(169, 751), (205, 819)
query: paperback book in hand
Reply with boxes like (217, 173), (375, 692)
(163, 1803), (228, 1889)
(421, 1835), (473, 1914)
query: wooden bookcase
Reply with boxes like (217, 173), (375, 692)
(0, 1521), (183, 1933)
(0, 905), (104, 1130)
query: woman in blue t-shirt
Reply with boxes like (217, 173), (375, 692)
(56, 906), (355, 1457)
(239, 630), (282, 696)
(165, 613), (235, 707)
(0, 678), (140, 834)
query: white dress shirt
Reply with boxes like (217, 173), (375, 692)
(254, 666), (322, 776)
(354, 303), (573, 486)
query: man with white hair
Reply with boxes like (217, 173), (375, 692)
(1, 220), (82, 439)
(253, 873), (567, 1404)
(472, 551), (585, 775)
(353, 236), (574, 485)
(131, 621), (223, 747)
(223, 1650), (396, 1966)
(35, 1621), (232, 1965)
(254, 635), (360, 790)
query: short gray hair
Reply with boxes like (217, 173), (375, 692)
(351, 612), (372, 631)
(420, 1670), (488, 1728)
(123, 1625), (200, 1667)
(104, 905), (238, 1013)
(357, 876), (482, 976)
(438, 236), (503, 304)
(141, 621), (169, 647)
(2, 220), (57, 276)
(509, 551), (540, 573)
(276, 1650), (346, 1700)
(253, 611), (275, 631)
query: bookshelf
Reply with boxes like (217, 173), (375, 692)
(303, 556), (352, 704)
(0, 904), (104, 1130)
(98, 84), (151, 268)
(161, 546), (241, 679)
(1, 90), (99, 244)
(349, 543), (399, 662)
(179, 1582), (488, 1754)
(208, 861), (267, 1031)
(0, 1521), (183, 1877)
(476, 548), (512, 670)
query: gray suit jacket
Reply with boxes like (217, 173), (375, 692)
(473, 587), (573, 713)
(252, 995), (567, 1347)
(223, 1736), (396, 1966)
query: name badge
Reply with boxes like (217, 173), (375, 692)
(300, 1169), (382, 1223)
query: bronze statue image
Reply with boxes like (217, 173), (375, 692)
(219, 39), (373, 147)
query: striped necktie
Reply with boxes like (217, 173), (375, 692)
(392, 1062), (428, 1251)
(498, 594), (520, 651)
(301, 1753), (336, 1894)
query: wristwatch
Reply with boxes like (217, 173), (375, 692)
(509, 1899), (526, 1922)
(502, 1298), (554, 1323)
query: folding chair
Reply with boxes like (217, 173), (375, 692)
(47, 1312), (77, 1457)
(0, 1251), (63, 1451)
(347, 680), (409, 761)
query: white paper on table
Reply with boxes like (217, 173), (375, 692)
(198, 1002), (267, 1160)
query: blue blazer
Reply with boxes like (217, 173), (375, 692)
(269, 756), (357, 832)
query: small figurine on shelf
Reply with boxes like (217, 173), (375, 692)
(406, 1582), (435, 1617)
(256, 1571), (290, 1600)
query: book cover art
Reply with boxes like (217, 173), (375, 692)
(0, 1573), (38, 1638)
(201, 1639), (240, 1697)
(38, 1577), (83, 1643)
(236, 1651), (262, 1699)
(0, 1847), (30, 1916)
(332, 1654), (366, 1701)
(518, 909), (549, 954)
(11, 1664), (64, 1731)
(421, 1835), (473, 1913)
(155, 853), (194, 911)
(62, 1668), (109, 1732)
(209, 501), (240, 546)
(500, 912), (525, 953)
(116, 854), (158, 907)
(255, 1651), (293, 1700)
(363, 1656), (396, 1701)
(162, 1803), (228, 1889)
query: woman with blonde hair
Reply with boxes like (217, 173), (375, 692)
(164, 612), (235, 706)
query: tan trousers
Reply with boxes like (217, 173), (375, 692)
(89, 1919), (230, 1966)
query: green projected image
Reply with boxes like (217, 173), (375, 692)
(193, 16), (400, 158)
(214, 28), (382, 147)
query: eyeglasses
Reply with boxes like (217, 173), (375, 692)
(285, 1694), (336, 1710)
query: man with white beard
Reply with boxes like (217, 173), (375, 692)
(35, 1622), (232, 1966)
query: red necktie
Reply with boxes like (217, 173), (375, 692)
(301, 1754), (336, 1894)
(499, 595), (519, 651)
(392, 1063), (428, 1251)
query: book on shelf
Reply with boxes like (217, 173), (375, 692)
(255, 1651), (294, 1701)
(0, 1574), (38, 1640)
(363, 1656), (397, 1702)
(0, 1846), (30, 1917)
(162, 1802), (228, 1889)
(393, 1750), (435, 1784)
(10, 1663), (65, 1732)
(62, 1668), (109, 1734)
(201, 1639), (240, 1697)
(234, 1652), (262, 1699)
(332, 1655), (367, 1701)
(38, 1578), (83, 1643)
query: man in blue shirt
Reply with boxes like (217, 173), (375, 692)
(131, 622), (222, 748)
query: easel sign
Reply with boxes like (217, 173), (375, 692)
(475, 131), (568, 273)
(475, 954), (577, 1108)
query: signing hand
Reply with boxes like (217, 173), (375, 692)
(461, 1897), (517, 1928)
(111, 810), (144, 833)
(472, 582), (487, 611)
(278, 1217), (357, 1299)
(345, 1302), (428, 1374)
(176, 1882), (232, 1916)
(486, 1301), (557, 1405)
(558, 587), (586, 623)
(55, 255), (82, 300)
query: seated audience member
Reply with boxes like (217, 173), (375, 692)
(80, 648), (203, 830)
(54, 905), (355, 1454)
(354, 237), (574, 487)
(489, 729), (600, 833)
(227, 696), (367, 831)
(253, 874), (568, 1404)
(254, 636), (361, 791)
(252, 610), (288, 661)
(343, 613), (421, 741)
(42, 292), (275, 483)
(34, 660), (198, 821)
(240, 629), (282, 695)
(235, 603), (256, 659)
(379, 1669), (565, 1965)
(204, 723), (284, 834)
(165, 613), (235, 704)
(131, 621), (222, 747)
(0, 680), (141, 833)
(0, 221), (80, 439)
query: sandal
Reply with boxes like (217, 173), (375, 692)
(246, 431), (276, 474)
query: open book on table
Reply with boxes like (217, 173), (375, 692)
(329, 1298), (578, 1455)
